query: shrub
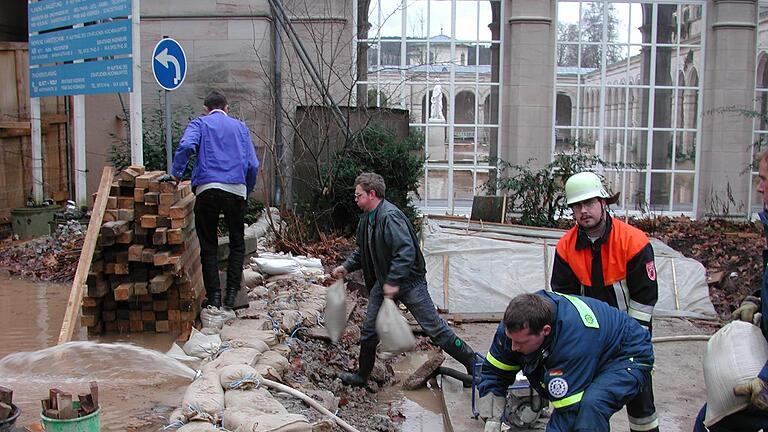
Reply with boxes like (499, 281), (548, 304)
(110, 95), (194, 173)
(484, 150), (643, 227)
(298, 126), (424, 235)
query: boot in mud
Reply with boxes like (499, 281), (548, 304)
(340, 341), (376, 388)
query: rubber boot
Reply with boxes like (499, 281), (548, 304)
(203, 289), (222, 309)
(441, 336), (479, 388)
(340, 341), (377, 387)
(223, 286), (239, 310)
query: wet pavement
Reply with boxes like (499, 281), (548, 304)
(0, 275), (451, 431)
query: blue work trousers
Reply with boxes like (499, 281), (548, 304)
(693, 404), (768, 431)
(547, 366), (651, 432)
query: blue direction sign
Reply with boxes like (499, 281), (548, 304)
(29, 0), (131, 33)
(29, 20), (131, 65)
(30, 58), (132, 98)
(152, 38), (187, 91)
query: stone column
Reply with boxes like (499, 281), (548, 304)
(698, 0), (757, 217)
(501, 0), (556, 167)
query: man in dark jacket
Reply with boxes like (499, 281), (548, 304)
(551, 171), (659, 432)
(171, 90), (260, 312)
(331, 172), (476, 387)
(693, 151), (768, 431)
(479, 291), (654, 432)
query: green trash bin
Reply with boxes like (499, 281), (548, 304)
(41, 401), (100, 432)
(11, 206), (61, 240)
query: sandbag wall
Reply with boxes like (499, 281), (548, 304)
(81, 166), (204, 340)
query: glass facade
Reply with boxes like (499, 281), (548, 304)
(555, 1), (705, 215)
(356, 0), (502, 213)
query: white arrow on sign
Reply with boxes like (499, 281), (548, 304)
(154, 47), (181, 85)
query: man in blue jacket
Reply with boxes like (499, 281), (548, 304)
(479, 291), (654, 431)
(331, 172), (477, 387)
(693, 151), (768, 431)
(171, 90), (260, 311)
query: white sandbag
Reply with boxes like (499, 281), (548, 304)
(183, 328), (222, 359)
(222, 408), (311, 432)
(299, 308), (322, 327)
(243, 269), (264, 289)
(324, 280), (347, 343)
(248, 285), (270, 298)
(167, 343), (202, 363)
(225, 338), (270, 354)
(182, 371), (225, 423)
(176, 421), (219, 431)
(224, 388), (288, 415)
(252, 258), (300, 276)
(292, 256), (323, 268)
(704, 320), (768, 426)
(221, 322), (279, 347)
(273, 309), (303, 332)
(200, 305), (230, 331)
(258, 350), (290, 370)
(219, 364), (262, 390)
(376, 298), (416, 354)
(204, 347), (262, 371)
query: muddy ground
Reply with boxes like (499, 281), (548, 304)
(0, 215), (759, 431)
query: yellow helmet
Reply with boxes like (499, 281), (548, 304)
(564, 172), (619, 206)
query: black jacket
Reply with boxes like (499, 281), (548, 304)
(342, 199), (426, 290)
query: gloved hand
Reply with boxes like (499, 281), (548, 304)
(478, 393), (506, 421)
(158, 174), (178, 184)
(734, 377), (768, 411)
(731, 296), (760, 323)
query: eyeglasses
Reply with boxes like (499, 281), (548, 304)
(354, 192), (367, 199)
(569, 197), (600, 211)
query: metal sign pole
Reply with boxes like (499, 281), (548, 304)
(130, 0), (143, 166)
(165, 89), (172, 173)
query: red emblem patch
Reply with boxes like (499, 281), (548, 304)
(646, 261), (656, 281)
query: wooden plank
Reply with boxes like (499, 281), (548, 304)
(58, 166), (114, 344)
(149, 274), (173, 294)
(170, 194), (195, 219)
(113, 283), (134, 301)
(152, 227), (167, 245)
(128, 244), (144, 261)
(135, 171), (164, 189)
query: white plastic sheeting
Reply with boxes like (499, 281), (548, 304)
(421, 217), (716, 318)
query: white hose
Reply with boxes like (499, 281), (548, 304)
(652, 334), (711, 343)
(261, 378), (360, 432)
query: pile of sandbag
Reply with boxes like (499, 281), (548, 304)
(237, 278), (328, 334)
(249, 252), (324, 281)
(169, 328), (312, 431)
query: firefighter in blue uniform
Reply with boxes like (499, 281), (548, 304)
(478, 291), (655, 432)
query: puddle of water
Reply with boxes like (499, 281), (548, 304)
(380, 352), (446, 432)
(0, 276), (192, 430)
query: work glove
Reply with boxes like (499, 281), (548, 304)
(158, 174), (178, 185)
(478, 393), (506, 421)
(731, 296), (760, 323)
(734, 377), (768, 411)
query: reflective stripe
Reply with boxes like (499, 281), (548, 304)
(485, 352), (520, 372)
(629, 416), (659, 431)
(628, 413), (658, 425)
(554, 293), (600, 328)
(628, 307), (652, 323)
(551, 391), (584, 408)
(612, 281), (628, 312)
(629, 299), (654, 315)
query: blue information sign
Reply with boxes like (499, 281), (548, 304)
(29, 20), (131, 66)
(29, 0), (131, 33)
(30, 58), (132, 98)
(152, 38), (187, 91)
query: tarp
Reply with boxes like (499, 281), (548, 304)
(422, 217), (716, 319)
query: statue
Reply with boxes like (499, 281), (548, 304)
(429, 82), (445, 122)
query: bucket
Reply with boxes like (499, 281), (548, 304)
(41, 401), (100, 432)
(0, 403), (21, 432)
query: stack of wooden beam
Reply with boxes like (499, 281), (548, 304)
(81, 166), (203, 340)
